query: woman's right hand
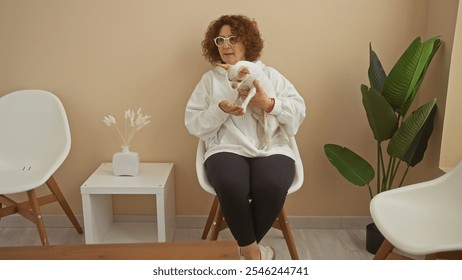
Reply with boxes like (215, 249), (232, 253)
(219, 100), (244, 116)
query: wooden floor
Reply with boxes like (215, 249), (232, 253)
(0, 226), (374, 260)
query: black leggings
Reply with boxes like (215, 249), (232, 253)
(205, 152), (295, 247)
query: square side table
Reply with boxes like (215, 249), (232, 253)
(80, 162), (175, 244)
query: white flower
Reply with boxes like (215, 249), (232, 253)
(102, 108), (151, 146)
(103, 115), (116, 127)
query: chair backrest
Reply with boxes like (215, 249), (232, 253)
(370, 161), (462, 211)
(196, 137), (304, 195)
(370, 159), (462, 254)
(0, 90), (71, 194)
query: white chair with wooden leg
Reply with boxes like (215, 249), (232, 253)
(0, 89), (83, 246)
(196, 137), (304, 260)
(370, 160), (462, 260)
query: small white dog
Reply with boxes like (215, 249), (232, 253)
(220, 61), (287, 149)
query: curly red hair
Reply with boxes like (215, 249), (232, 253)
(202, 15), (264, 64)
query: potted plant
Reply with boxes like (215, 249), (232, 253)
(324, 36), (441, 254)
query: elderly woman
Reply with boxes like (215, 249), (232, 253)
(185, 15), (306, 260)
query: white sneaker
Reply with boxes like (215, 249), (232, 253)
(259, 245), (276, 260)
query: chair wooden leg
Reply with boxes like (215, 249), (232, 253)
(435, 251), (462, 260)
(46, 176), (83, 234)
(202, 197), (219, 240)
(373, 239), (394, 260)
(277, 207), (299, 260)
(27, 189), (49, 246)
(209, 202), (225, 241)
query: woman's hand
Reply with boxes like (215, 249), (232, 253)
(238, 80), (274, 112)
(219, 100), (245, 116)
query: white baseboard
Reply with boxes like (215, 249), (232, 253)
(0, 214), (372, 229)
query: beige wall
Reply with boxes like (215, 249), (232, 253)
(0, 0), (458, 217)
(441, 1), (462, 171)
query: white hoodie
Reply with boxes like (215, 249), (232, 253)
(185, 61), (306, 161)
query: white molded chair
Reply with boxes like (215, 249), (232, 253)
(370, 160), (462, 260)
(196, 137), (303, 259)
(0, 89), (83, 245)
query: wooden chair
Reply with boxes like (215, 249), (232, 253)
(0, 90), (83, 246)
(370, 160), (462, 260)
(196, 137), (304, 260)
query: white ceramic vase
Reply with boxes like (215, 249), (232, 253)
(112, 146), (139, 176)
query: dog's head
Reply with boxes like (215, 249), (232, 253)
(219, 64), (251, 89)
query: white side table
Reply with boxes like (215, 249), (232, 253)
(80, 162), (175, 244)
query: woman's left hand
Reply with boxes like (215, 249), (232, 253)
(238, 80), (274, 112)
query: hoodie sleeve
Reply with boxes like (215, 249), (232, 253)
(185, 72), (229, 140)
(265, 67), (306, 137)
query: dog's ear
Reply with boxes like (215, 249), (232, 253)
(218, 63), (231, 70)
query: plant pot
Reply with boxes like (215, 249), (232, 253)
(366, 222), (385, 254)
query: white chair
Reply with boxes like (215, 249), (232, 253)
(370, 160), (462, 260)
(0, 89), (83, 245)
(196, 137), (304, 259)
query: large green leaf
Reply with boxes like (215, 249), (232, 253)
(361, 85), (398, 142)
(387, 99), (437, 162)
(324, 144), (375, 187)
(368, 43), (387, 93)
(400, 38), (441, 117)
(382, 37), (441, 117)
(402, 103), (437, 167)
